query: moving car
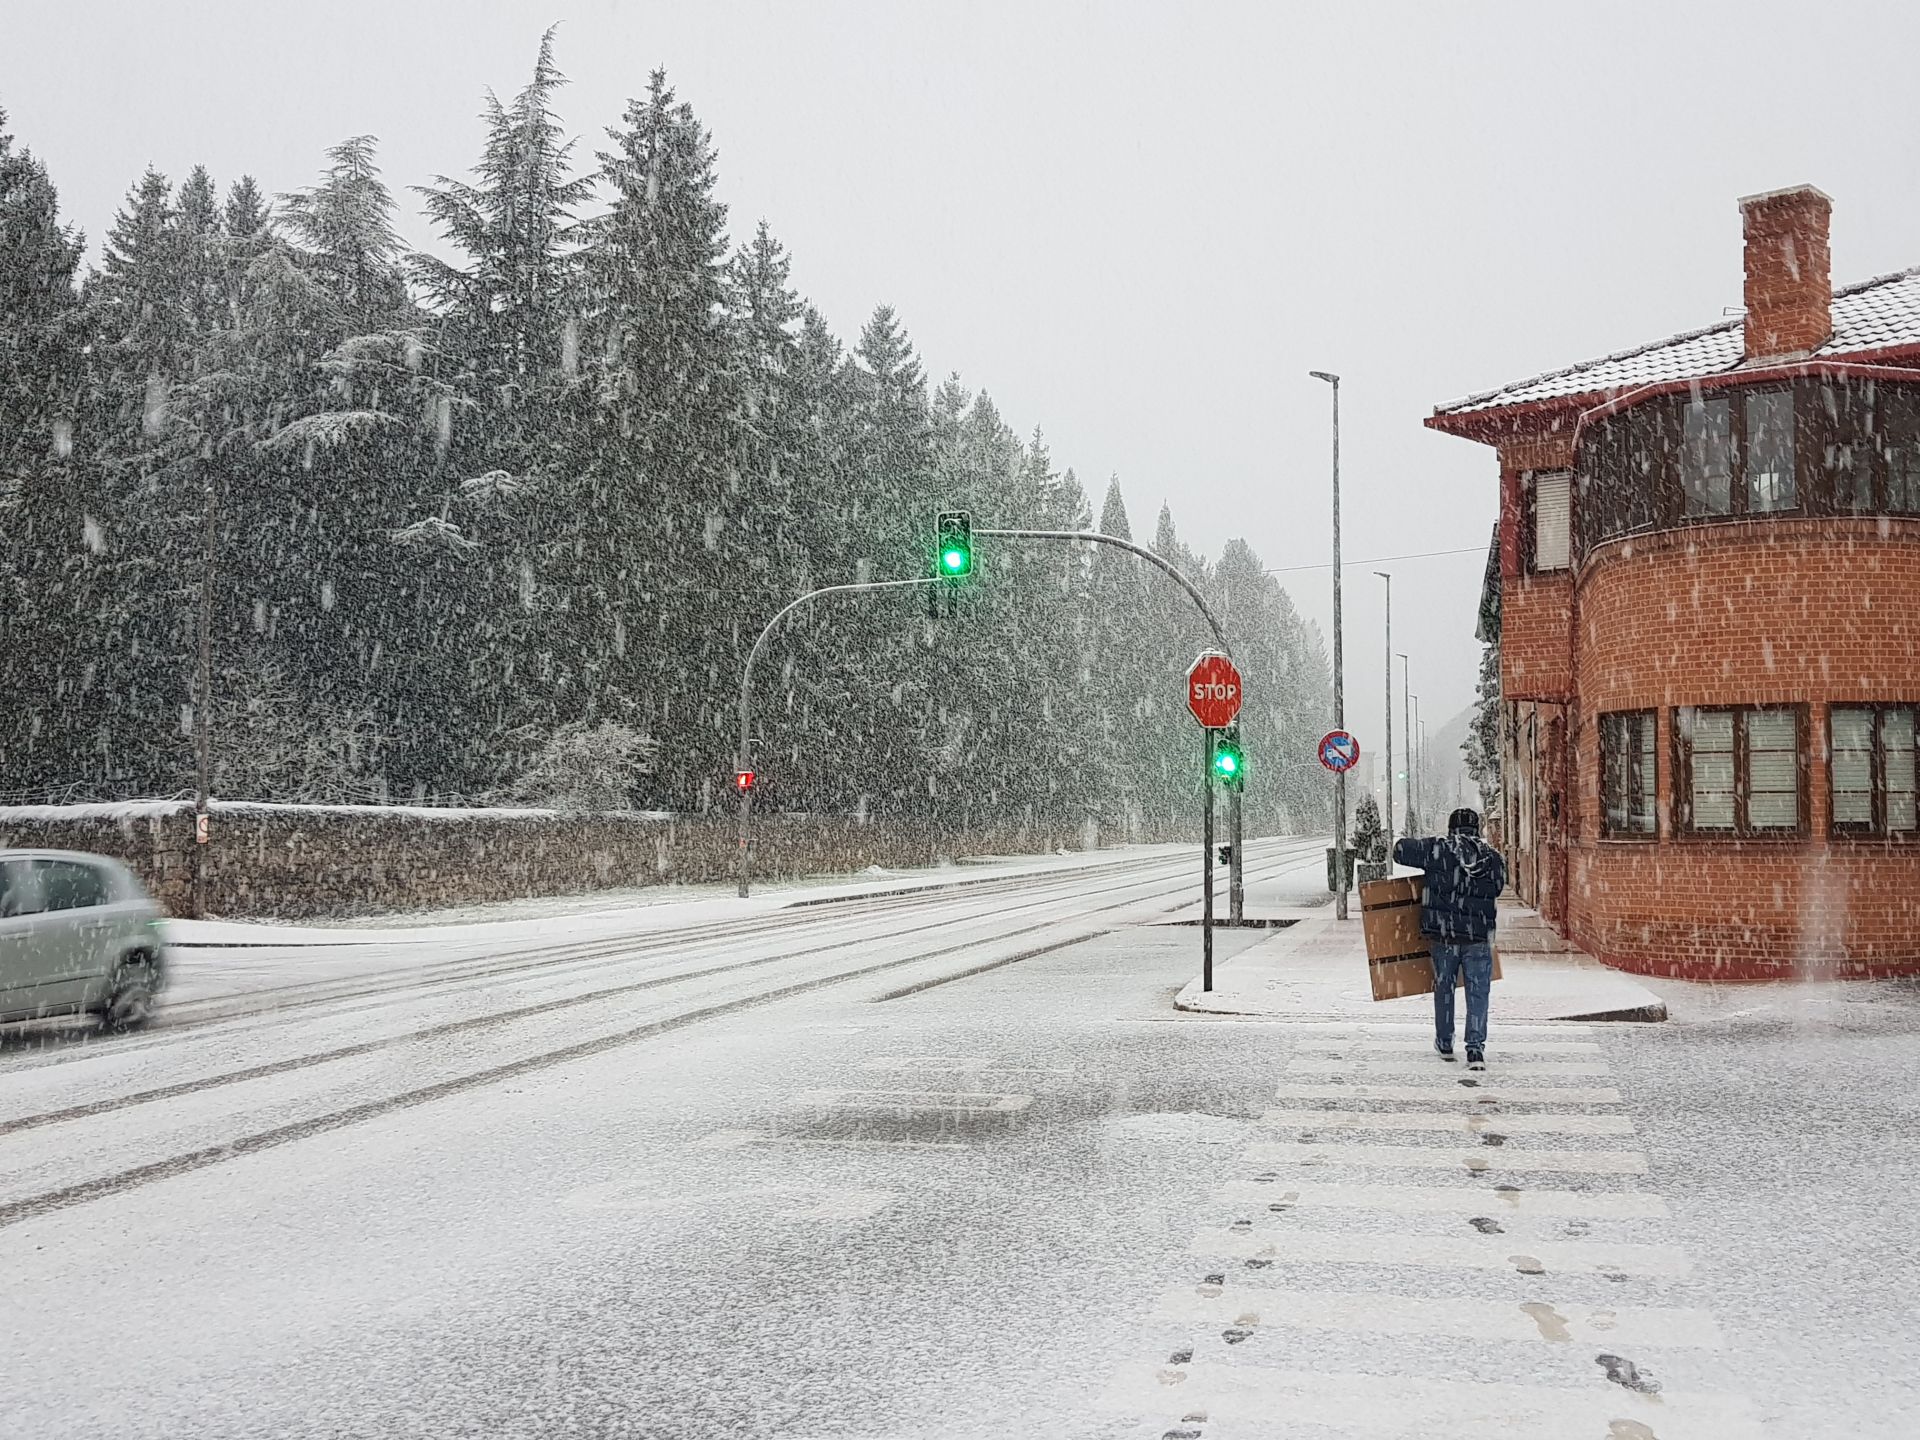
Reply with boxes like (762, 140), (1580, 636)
(0, 850), (167, 1030)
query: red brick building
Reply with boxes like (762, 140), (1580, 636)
(1429, 186), (1920, 980)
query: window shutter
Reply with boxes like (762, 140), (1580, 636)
(1534, 472), (1571, 571)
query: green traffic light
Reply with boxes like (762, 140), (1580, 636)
(1212, 744), (1244, 783)
(940, 546), (972, 576)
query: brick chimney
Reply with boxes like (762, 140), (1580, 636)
(1739, 185), (1832, 361)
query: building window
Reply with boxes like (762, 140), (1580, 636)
(1531, 470), (1570, 572)
(1831, 705), (1919, 837)
(1674, 705), (1804, 835)
(1743, 389), (1796, 512)
(1681, 396), (1732, 516)
(1884, 389), (1920, 513)
(1600, 711), (1656, 837)
(1891, 449), (1920, 513)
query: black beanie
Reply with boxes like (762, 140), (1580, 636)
(1448, 807), (1481, 835)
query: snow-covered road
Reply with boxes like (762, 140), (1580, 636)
(0, 840), (1327, 1226)
(1, 840), (1916, 1439)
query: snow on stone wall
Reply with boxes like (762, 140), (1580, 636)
(0, 802), (1086, 919)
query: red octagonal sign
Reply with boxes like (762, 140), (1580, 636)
(1186, 651), (1243, 729)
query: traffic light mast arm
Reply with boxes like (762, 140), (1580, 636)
(980, 525), (1242, 931)
(974, 527), (1231, 658)
(734, 575), (941, 898)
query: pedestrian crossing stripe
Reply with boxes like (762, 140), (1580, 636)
(1101, 1362), (1758, 1438)
(1292, 1037), (1604, 1055)
(1281, 1021), (1597, 1037)
(1190, 1226), (1693, 1276)
(1215, 1178), (1669, 1219)
(793, 1088), (1032, 1113)
(1243, 1140), (1648, 1174)
(1274, 1082), (1623, 1104)
(1288, 1058), (1614, 1077)
(1260, 1108), (1637, 1135)
(1150, 1283), (1724, 1348)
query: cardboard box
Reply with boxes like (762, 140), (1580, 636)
(1358, 876), (1502, 1002)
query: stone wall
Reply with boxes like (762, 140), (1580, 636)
(0, 801), (1092, 919)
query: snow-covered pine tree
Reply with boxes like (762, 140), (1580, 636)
(277, 136), (408, 330)
(0, 110), (86, 796)
(408, 27), (596, 787)
(1087, 477), (1152, 838)
(51, 165), (209, 796)
(1459, 638), (1503, 814)
(1350, 792), (1387, 862)
(575, 68), (738, 810)
(174, 166), (227, 344)
(272, 137), (480, 799)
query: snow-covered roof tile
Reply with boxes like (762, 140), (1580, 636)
(1435, 268), (1920, 418)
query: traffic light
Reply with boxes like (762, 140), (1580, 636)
(1211, 733), (1245, 787)
(733, 769), (756, 794)
(936, 509), (973, 579)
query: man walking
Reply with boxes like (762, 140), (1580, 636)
(1392, 808), (1507, 1070)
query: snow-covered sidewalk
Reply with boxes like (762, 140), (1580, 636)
(163, 841), (1199, 950)
(1175, 900), (1669, 1024)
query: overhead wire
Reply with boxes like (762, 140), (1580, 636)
(1264, 543), (1485, 575)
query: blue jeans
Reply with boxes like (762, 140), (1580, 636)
(1431, 940), (1493, 1051)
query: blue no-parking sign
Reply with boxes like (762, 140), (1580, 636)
(1318, 730), (1360, 773)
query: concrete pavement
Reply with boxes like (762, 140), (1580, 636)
(1176, 892), (1670, 1025)
(0, 839), (1914, 1438)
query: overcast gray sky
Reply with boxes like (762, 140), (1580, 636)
(6, 0), (1917, 764)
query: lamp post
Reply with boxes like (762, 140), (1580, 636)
(1410, 692), (1421, 833)
(1375, 572), (1392, 852)
(1309, 369), (1346, 918)
(1398, 654), (1410, 835)
(1420, 719), (1431, 824)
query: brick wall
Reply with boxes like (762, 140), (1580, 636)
(1496, 433), (1578, 701)
(0, 803), (1091, 920)
(1500, 573), (1573, 700)
(1565, 515), (1920, 978)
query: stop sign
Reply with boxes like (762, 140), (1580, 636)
(1186, 652), (1243, 729)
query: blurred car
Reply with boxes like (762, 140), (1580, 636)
(0, 850), (167, 1031)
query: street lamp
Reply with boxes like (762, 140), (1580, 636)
(1398, 654), (1411, 836)
(1375, 572), (1392, 852)
(1410, 692), (1421, 833)
(1309, 369), (1346, 918)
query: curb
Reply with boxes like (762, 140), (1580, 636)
(1169, 991), (1670, 1024)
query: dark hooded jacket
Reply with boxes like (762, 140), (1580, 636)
(1392, 808), (1507, 944)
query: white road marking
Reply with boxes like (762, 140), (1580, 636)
(1244, 1141), (1649, 1175)
(1292, 1037), (1604, 1055)
(859, 1054), (994, 1070)
(794, 1088), (1032, 1113)
(1289, 1058), (1613, 1077)
(1216, 1178), (1669, 1219)
(1284, 1021), (1597, 1037)
(858, 1055), (1073, 1076)
(1275, 1082), (1623, 1104)
(563, 1181), (898, 1220)
(1102, 1362), (1758, 1438)
(1152, 1283), (1723, 1348)
(1191, 1226), (1692, 1276)
(1262, 1108), (1636, 1136)
(694, 1128), (967, 1152)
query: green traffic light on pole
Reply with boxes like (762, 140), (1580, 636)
(936, 509), (973, 578)
(1211, 737), (1245, 786)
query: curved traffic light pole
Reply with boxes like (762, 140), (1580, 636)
(976, 528), (1244, 931)
(733, 531), (1245, 931)
(976, 528), (1230, 654)
(734, 576), (941, 897)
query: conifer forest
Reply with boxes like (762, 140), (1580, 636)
(0, 34), (1332, 836)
